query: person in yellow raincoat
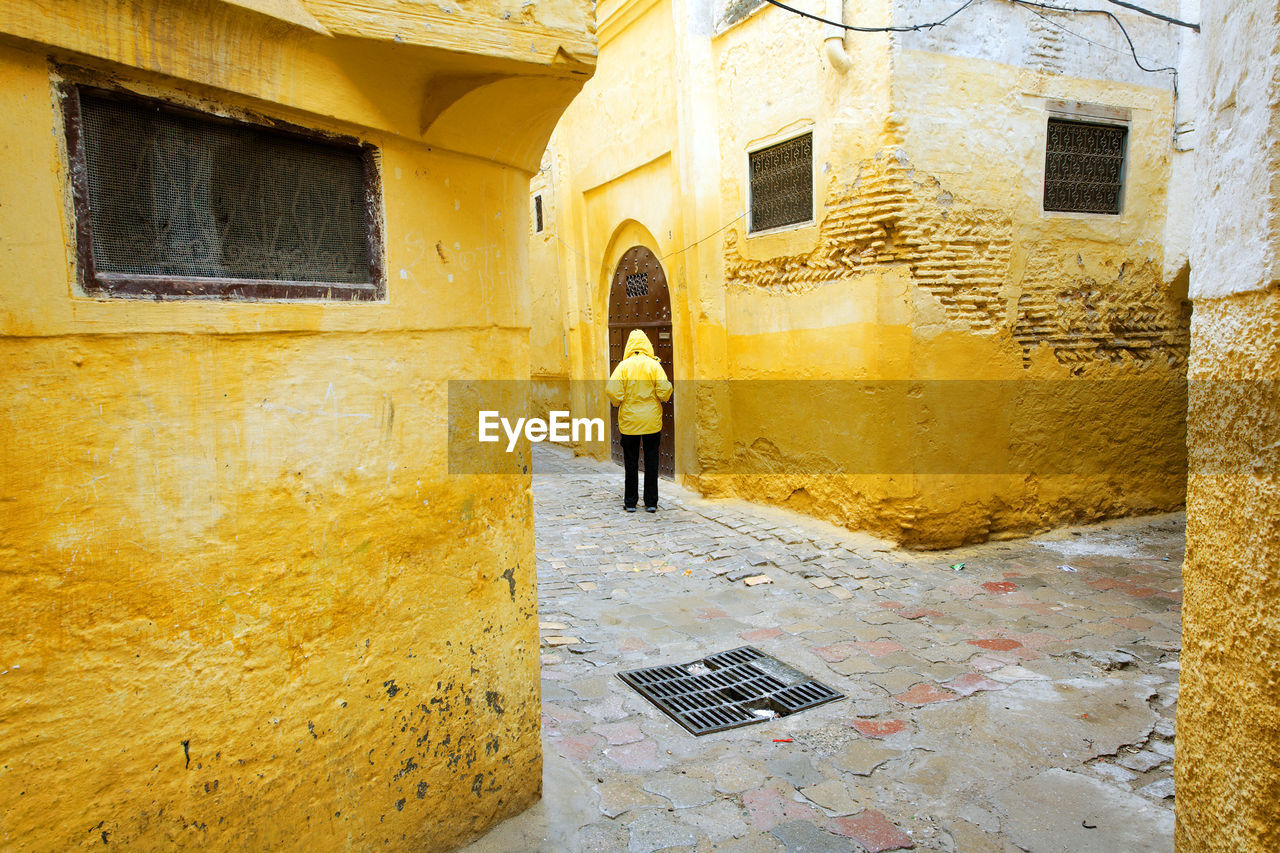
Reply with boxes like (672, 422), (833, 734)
(606, 329), (673, 512)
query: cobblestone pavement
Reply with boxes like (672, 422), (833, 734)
(464, 446), (1181, 853)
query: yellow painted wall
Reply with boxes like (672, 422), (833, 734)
(1178, 2), (1280, 849)
(532, 0), (1188, 547)
(529, 155), (573, 423)
(529, 0), (701, 461)
(1179, 290), (1280, 852)
(709, 48), (1188, 547)
(0, 0), (592, 848)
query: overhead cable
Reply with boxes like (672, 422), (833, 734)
(659, 213), (746, 262)
(1100, 0), (1199, 31)
(760, 0), (976, 33)
(552, 212), (748, 267)
(1013, 3), (1144, 60)
(1007, 0), (1177, 75)
(760, 0), (1196, 42)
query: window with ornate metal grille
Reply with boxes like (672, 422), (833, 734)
(63, 86), (384, 300)
(749, 132), (813, 233)
(1043, 118), (1128, 215)
(534, 194), (544, 233)
(625, 272), (649, 298)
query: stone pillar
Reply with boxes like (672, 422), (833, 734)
(1179, 1), (1280, 849)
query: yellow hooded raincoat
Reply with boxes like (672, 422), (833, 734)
(606, 330), (673, 435)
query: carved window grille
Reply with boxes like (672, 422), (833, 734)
(625, 272), (650, 298)
(749, 132), (813, 233)
(1043, 118), (1127, 215)
(534, 194), (544, 233)
(63, 86), (383, 300)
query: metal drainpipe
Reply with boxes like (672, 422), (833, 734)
(824, 0), (852, 72)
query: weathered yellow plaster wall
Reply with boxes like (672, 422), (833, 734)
(532, 0), (695, 454)
(0, 332), (540, 850)
(1178, 2), (1280, 848)
(530, 0), (733, 473)
(697, 20), (1188, 546)
(0, 0), (593, 847)
(1179, 290), (1280, 852)
(529, 156), (573, 422)
(532, 0), (1188, 547)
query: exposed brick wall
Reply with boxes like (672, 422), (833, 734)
(726, 149), (1190, 371)
(1013, 256), (1191, 373)
(726, 150), (1014, 332)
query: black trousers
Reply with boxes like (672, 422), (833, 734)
(620, 431), (661, 509)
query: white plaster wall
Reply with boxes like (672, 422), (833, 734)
(1190, 0), (1280, 298)
(1161, 0), (1200, 283)
(891, 0), (1183, 90)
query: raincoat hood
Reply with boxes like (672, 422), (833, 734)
(606, 329), (673, 435)
(624, 329), (657, 360)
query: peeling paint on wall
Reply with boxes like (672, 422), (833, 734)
(726, 151), (1015, 335)
(1014, 251), (1191, 372)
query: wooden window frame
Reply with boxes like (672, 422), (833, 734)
(60, 83), (386, 302)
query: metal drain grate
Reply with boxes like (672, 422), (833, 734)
(618, 646), (844, 735)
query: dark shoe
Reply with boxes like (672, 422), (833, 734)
(645, 506), (657, 513)
(624, 506), (637, 513)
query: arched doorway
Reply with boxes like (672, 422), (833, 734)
(608, 246), (674, 478)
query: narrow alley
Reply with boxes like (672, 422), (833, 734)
(467, 446), (1181, 852)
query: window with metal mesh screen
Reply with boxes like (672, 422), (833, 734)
(749, 132), (813, 233)
(1043, 118), (1127, 215)
(66, 87), (382, 299)
(625, 272), (649, 298)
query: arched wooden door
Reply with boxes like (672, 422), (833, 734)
(608, 246), (674, 478)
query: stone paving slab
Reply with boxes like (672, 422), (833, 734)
(463, 446), (1181, 852)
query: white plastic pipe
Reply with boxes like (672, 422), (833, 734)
(824, 0), (852, 73)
